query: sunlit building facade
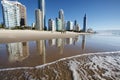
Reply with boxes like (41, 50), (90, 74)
(1, 0), (27, 28)
(48, 19), (55, 31)
(59, 9), (64, 31)
(1, 0), (20, 28)
(56, 18), (62, 31)
(66, 21), (73, 31)
(35, 9), (43, 30)
(38, 0), (46, 30)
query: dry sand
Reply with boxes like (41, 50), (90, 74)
(0, 30), (84, 43)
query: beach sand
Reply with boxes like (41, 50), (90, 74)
(0, 30), (82, 43)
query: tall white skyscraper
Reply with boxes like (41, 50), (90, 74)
(48, 19), (55, 31)
(1, 0), (27, 28)
(59, 9), (64, 31)
(1, 0), (20, 28)
(38, 0), (46, 30)
(35, 9), (43, 30)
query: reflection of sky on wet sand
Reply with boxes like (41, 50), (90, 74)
(0, 32), (120, 68)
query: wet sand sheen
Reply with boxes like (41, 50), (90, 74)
(0, 51), (120, 80)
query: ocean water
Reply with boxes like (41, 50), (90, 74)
(0, 30), (120, 80)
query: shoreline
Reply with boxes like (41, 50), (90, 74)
(0, 50), (119, 71)
(0, 51), (120, 80)
(0, 30), (90, 43)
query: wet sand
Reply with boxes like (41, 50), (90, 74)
(0, 51), (120, 80)
(0, 30), (84, 43)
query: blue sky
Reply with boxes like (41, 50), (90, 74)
(0, 0), (120, 30)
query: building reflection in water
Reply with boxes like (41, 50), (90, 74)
(56, 38), (65, 54)
(73, 36), (79, 45)
(82, 35), (86, 50)
(36, 40), (46, 64)
(6, 42), (29, 62)
(48, 39), (56, 46)
(66, 38), (73, 45)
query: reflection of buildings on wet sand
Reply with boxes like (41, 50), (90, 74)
(48, 39), (56, 46)
(66, 38), (73, 45)
(36, 40), (46, 64)
(73, 36), (79, 45)
(82, 35), (86, 50)
(56, 38), (65, 54)
(7, 42), (29, 62)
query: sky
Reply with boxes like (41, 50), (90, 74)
(0, 0), (120, 30)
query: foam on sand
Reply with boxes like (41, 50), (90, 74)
(0, 51), (120, 80)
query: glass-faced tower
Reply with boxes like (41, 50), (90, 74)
(38, 0), (46, 30)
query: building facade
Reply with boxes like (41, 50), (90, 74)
(1, 0), (27, 28)
(56, 18), (62, 31)
(83, 14), (87, 32)
(59, 9), (64, 31)
(1, 0), (20, 28)
(38, 0), (46, 30)
(35, 9), (43, 30)
(66, 21), (73, 31)
(17, 2), (27, 26)
(48, 19), (55, 31)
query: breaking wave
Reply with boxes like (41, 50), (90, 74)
(0, 51), (120, 80)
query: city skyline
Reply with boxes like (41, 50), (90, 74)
(0, 0), (120, 30)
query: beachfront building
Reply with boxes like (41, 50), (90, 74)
(1, 0), (27, 28)
(73, 20), (81, 31)
(83, 14), (87, 32)
(66, 21), (73, 31)
(17, 2), (27, 26)
(75, 24), (81, 31)
(32, 23), (35, 28)
(35, 9), (43, 30)
(59, 9), (65, 31)
(1, 0), (20, 29)
(56, 18), (62, 31)
(73, 20), (77, 31)
(38, 0), (46, 30)
(48, 19), (55, 31)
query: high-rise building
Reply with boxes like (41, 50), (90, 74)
(56, 18), (62, 31)
(1, 0), (27, 28)
(76, 24), (81, 31)
(73, 20), (77, 31)
(66, 21), (73, 31)
(1, 0), (20, 28)
(48, 19), (55, 31)
(38, 0), (46, 30)
(83, 14), (87, 32)
(74, 20), (77, 26)
(59, 9), (64, 31)
(73, 20), (81, 31)
(35, 9), (43, 30)
(17, 2), (27, 26)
